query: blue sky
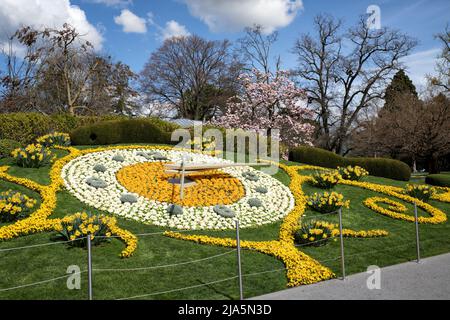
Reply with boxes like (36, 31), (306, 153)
(1, 0), (449, 87)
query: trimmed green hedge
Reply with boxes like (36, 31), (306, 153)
(0, 113), (125, 145)
(70, 119), (179, 145)
(0, 139), (22, 159)
(425, 173), (450, 187)
(289, 146), (411, 181)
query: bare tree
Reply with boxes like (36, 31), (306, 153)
(352, 92), (450, 173)
(429, 25), (449, 93)
(293, 14), (417, 154)
(1, 24), (137, 115)
(238, 25), (280, 75)
(140, 35), (241, 120)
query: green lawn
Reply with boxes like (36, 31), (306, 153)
(0, 145), (449, 300)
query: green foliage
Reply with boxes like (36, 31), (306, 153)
(70, 118), (178, 145)
(213, 205), (235, 218)
(384, 69), (418, 112)
(167, 204), (183, 216)
(93, 164), (107, 173)
(405, 184), (436, 202)
(248, 198), (263, 207)
(55, 212), (113, 247)
(86, 177), (108, 189)
(289, 146), (345, 168)
(0, 113), (126, 145)
(0, 190), (36, 222)
(11, 144), (54, 168)
(425, 173), (450, 187)
(307, 191), (350, 214)
(309, 171), (342, 189)
(289, 146), (411, 181)
(120, 194), (138, 204)
(36, 132), (71, 147)
(0, 139), (21, 159)
(346, 157), (411, 181)
(294, 220), (334, 247)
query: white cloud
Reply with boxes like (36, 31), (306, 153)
(160, 20), (190, 40)
(401, 48), (440, 86)
(183, 0), (303, 34)
(0, 0), (104, 50)
(87, 0), (132, 7)
(114, 9), (147, 33)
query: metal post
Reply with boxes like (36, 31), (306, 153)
(180, 160), (186, 200)
(338, 207), (346, 280)
(235, 219), (243, 300)
(87, 235), (93, 300)
(414, 202), (421, 263)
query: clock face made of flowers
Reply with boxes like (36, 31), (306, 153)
(61, 149), (295, 230)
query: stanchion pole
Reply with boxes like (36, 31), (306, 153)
(87, 235), (93, 300)
(414, 202), (421, 263)
(235, 219), (243, 300)
(338, 207), (346, 280)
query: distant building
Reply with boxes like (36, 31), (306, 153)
(163, 118), (203, 128)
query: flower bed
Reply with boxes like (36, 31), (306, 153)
(61, 149), (295, 230)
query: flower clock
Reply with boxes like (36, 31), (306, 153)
(0, 144), (449, 288)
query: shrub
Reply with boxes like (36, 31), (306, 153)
(70, 118), (178, 145)
(0, 139), (21, 159)
(242, 171), (259, 182)
(294, 220), (334, 246)
(405, 184), (436, 202)
(425, 174), (450, 187)
(248, 198), (263, 207)
(0, 190), (36, 222)
(289, 146), (345, 168)
(36, 132), (71, 147)
(307, 191), (350, 213)
(93, 164), (107, 172)
(346, 157), (411, 181)
(0, 112), (126, 145)
(213, 205), (235, 218)
(289, 146), (411, 181)
(86, 177), (108, 189)
(55, 212), (114, 247)
(167, 204), (183, 216)
(255, 186), (268, 194)
(338, 165), (369, 181)
(120, 193), (138, 204)
(310, 171), (342, 189)
(112, 154), (125, 162)
(11, 144), (54, 168)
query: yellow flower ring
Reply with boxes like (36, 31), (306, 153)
(116, 162), (245, 207)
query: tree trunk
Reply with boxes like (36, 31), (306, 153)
(427, 156), (440, 174)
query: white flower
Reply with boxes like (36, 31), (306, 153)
(62, 148), (294, 230)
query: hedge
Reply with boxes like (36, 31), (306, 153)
(0, 113), (126, 145)
(0, 139), (22, 159)
(70, 118), (179, 145)
(425, 173), (450, 187)
(289, 146), (411, 181)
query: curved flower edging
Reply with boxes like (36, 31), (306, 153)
(0, 146), (137, 257)
(341, 180), (447, 224)
(165, 163), (389, 287)
(0, 146), (448, 287)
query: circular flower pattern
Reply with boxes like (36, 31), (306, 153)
(116, 162), (245, 206)
(61, 149), (294, 230)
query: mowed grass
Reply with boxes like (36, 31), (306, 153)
(0, 145), (449, 300)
